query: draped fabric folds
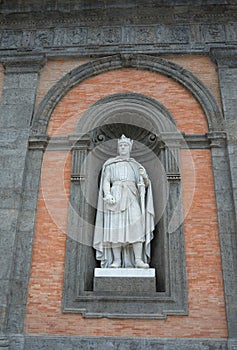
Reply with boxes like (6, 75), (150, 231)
(93, 157), (155, 268)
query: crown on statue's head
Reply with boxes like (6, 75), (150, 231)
(118, 134), (133, 147)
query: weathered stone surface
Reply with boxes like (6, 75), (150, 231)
(6, 149), (44, 335)
(0, 56), (44, 341)
(0, 4), (236, 57)
(211, 50), (237, 339)
(21, 335), (228, 350)
(0, 2), (236, 348)
(94, 268), (156, 293)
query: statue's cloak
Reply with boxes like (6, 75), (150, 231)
(93, 156), (155, 268)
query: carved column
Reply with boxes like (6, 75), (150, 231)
(68, 135), (91, 242)
(64, 135), (95, 296)
(161, 133), (186, 302)
(0, 55), (45, 349)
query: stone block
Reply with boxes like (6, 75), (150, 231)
(23, 335), (229, 350)
(9, 335), (24, 350)
(18, 210), (35, 231)
(0, 188), (22, 209)
(228, 338), (237, 350)
(0, 230), (15, 279)
(1, 88), (36, 105)
(93, 268), (156, 293)
(19, 74), (38, 88)
(3, 74), (20, 88)
(0, 279), (9, 306)
(12, 231), (34, 279)
(0, 209), (17, 231)
(0, 104), (34, 129)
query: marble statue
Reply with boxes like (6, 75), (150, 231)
(93, 135), (155, 268)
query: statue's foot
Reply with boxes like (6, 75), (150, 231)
(135, 259), (149, 269)
(110, 260), (121, 268)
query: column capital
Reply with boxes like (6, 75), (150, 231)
(1, 54), (46, 74)
(28, 134), (50, 151)
(210, 48), (237, 68)
(206, 131), (227, 148)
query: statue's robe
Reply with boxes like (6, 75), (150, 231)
(93, 156), (155, 268)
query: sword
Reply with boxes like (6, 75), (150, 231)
(138, 174), (145, 232)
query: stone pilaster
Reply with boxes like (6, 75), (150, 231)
(208, 50), (237, 345)
(211, 50), (237, 211)
(0, 54), (45, 348)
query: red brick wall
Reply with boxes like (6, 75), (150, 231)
(167, 55), (221, 106)
(46, 67), (208, 136)
(35, 58), (89, 108)
(25, 56), (227, 338)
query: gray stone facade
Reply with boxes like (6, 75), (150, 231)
(15, 335), (230, 350)
(0, 1), (236, 349)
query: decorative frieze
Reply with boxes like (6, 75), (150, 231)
(0, 22), (236, 56)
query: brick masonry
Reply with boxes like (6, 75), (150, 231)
(25, 59), (227, 338)
(46, 66), (208, 136)
(0, 3), (236, 349)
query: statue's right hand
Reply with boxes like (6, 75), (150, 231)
(103, 193), (116, 205)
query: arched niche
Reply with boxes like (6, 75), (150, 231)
(63, 93), (187, 318)
(30, 54), (223, 318)
(31, 54), (223, 136)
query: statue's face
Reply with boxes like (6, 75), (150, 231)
(118, 142), (130, 157)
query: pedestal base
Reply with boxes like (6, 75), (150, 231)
(94, 268), (156, 293)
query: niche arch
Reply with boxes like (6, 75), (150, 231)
(30, 54), (223, 318)
(31, 54), (223, 136)
(63, 92), (187, 318)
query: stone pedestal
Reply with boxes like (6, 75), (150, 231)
(93, 268), (156, 293)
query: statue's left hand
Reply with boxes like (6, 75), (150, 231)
(139, 166), (146, 176)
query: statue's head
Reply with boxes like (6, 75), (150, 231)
(117, 135), (133, 156)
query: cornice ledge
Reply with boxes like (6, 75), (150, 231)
(28, 134), (93, 151)
(206, 131), (227, 148)
(1, 53), (46, 74)
(160, 132), (184, 148)
(68, 134), (91, 150)
(28, 134), (49, 151)
(210, 47), (237, 68)
(0, 4), (236, 27)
